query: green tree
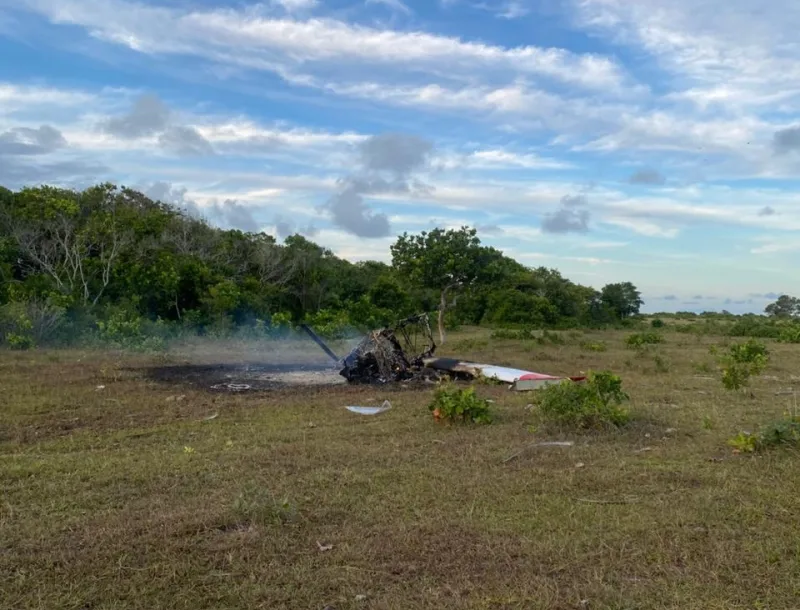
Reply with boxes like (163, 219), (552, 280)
(600, 282), (643, 320)
(391, 226), (490, 344)
(765, 295), (800, 318)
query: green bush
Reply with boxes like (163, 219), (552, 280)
(778, 325), (800, 344)
(429, 385), (492, 425)
(651, 318), (665, 328)
(718, 339), (770, 391)
(727, 318), (782, 339)
(534, 371), (630, 429)
(97, 308), (143, 345)
(625, 332), (665, 349)
(5, 332), (34, 350)
(728, 339), (769, 370)
(728, 415), (800, 453)
(0, 302), (35, 349)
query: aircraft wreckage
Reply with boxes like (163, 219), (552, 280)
(300, 314), (585, 390)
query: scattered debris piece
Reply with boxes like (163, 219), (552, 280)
(513, 372), (586, 392)
(95, 385), (106, 391)
(166, 395), (186, 402)
(316, 541), (334, 552)
(211, 383), (252, 392)
(665, 428), (677, 435)
(575, 462), (586, 469)
(355, 594), (367, 602)
(502, 440), (575, 464)
(422, 358), (584, 389)
(299, 324), (341, 363)
(634, 447), (653, 454)
(346, 401), (392, 416)
(203, 413), (219, 421)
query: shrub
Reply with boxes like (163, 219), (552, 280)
(728, 339), (769, 370)
(625, 332), (665, 349)
(5, 332), (35, 350)
(0, 303), (35, 349)
(429, 385), (492, 425)
(728, 415), (800, 453)
(727, 318), (782, 339)
(97, 308), (143, 345)
(534, 371), (630, 429)
(718, 339), (770, 391)
(581, 341), (607, 352)
(652, 353), (670, 373)
(651, 318), (665, 328)
(778, 325), (800, 344)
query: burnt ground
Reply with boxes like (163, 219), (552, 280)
(144, 362), (347, 392)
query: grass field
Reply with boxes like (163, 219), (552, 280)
(3, 329), (800, 609)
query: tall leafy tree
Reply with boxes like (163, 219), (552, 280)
(600, 282), (643, 319)
(391, 226), (496, 343)
(765, 295), (800, 318)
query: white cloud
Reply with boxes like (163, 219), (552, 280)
(497, 1), (529, 19)
(603, 217), (679, 238)
(0, 83), (96, 112)
(312, 228), (395, 262)
(16, 0), (628, 91)
(574, 0), (800, 113)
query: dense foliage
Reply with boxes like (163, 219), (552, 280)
(0, 182), (645, 348)
(534, 372), (631, 429)
(429, 384), (493, 425)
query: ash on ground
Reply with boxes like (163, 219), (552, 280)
(147, 362), (346, 392)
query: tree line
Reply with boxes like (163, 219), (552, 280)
(0, 183), (650, 347)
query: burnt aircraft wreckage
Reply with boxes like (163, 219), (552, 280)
(300, 314), (585, 389)
(300, 313), (438, 384)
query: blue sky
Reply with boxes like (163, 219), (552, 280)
(1, 0), (799, 313)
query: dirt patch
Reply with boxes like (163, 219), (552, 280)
(145, 362), (347, 392)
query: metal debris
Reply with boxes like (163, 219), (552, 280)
(210, 383), (252, 392)
(346, 401), (392, 415)
(341, 314), (436, 383)
(502, 440), (575, 463)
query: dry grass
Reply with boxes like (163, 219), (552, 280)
(2, 329), (800, 609)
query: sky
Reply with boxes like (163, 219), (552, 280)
(1, 0), (799, 314)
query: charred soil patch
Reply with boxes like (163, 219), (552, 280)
(144, 362), (347, 392)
